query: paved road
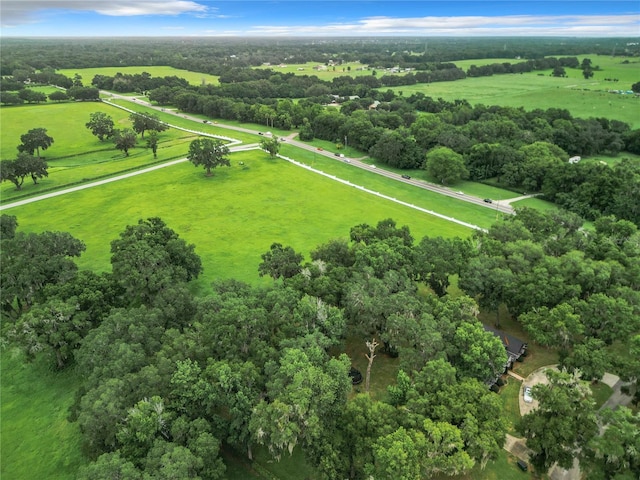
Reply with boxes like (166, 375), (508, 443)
(105, 93), (517, 215)
(0, 143), (256, 211)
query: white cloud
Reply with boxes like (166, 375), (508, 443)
(94, 2), (208, 16)
(1, 0), (208, 26)
(244, 14), (640, 37)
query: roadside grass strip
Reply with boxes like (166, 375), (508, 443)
(277, 153), (488, 232)
(103, 100), (242, 146)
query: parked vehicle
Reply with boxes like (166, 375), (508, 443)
(401, 174), (411, 179)
(523, 386), (533, 403)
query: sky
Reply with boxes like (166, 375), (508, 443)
(1, 1), (639, 37)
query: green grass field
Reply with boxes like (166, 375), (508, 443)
(511, 196), (560, 212)
(57, 65), (220, 86)
(0, 102), (205, 202)
(1, 349), (87, 480)
(1, 101), (134, 160)
(453, 54), (640, 85)
(390, 55), (640, 128)
(278, 144), (507, 230)
(4, 148), (474, 287)
(590, 382), (614, 409)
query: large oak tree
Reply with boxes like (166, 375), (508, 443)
(187, 138), (230, 176)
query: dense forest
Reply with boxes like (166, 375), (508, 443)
(1, 210), (639, 478)
(2, 36), (639, 74)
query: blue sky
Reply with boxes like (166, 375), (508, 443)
(1, 1), (639, 37)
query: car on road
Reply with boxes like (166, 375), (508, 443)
(401, 174), (411, 179)
(370, 164), (376, 169)
(523, 386), (533, 403)
(344, 159), (351, 163)
(484, 198), (493, 203)
(334, 153), (345, 158)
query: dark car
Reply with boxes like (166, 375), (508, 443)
(517, 460), (528, 471)
(348, 367), (363, 385)
(484, 198), (493, 203)
(401, 174), (411, 179)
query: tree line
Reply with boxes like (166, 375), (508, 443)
(1, 208), (638, 478)
(1, 86), (100, 105)
(3, 37), (637, 75)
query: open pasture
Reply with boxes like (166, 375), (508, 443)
(22, 85), (63, 96)
(0, 102), (201, 201)
(57, 65), (219, 87)
(390, 55), (640, 128)
(6, 149), (473, 287)
(0, 101), (135, 160)
(453, 54), (640, 84)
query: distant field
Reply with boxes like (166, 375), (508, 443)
(390, 55), (640, 128)
(453, 54), (640, 85)
(253, 61), (375, 80)
(57, 65), (219, 86)
(23, 85), (62, 96)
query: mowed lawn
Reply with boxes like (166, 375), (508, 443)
(6, 149), (473, 287)
(57, 65), (219, 86)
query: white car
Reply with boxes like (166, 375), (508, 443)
(523, 386), (533, 403)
